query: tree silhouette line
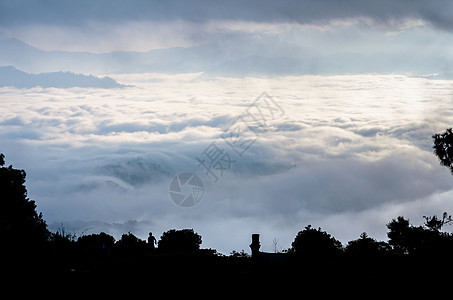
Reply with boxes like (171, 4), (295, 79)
(2, 128), (453, 279)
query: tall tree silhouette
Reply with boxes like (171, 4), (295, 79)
(114, 232), (147, 256)
(386, 216), (411, 254)
(0, 154), (49, 258)
(78, 232), (115, 253)
(291, 225), (342, 260)
(158, 229), (202, 253)
(423, 212), (453, 231)
(433, 128), (453, 174)
(345, 232), (391, 257)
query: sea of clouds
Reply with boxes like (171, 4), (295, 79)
(1, 73), (453, 254)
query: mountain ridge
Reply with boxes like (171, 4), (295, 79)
(0, 65), (126, 89)
(1, 37), (452, 79)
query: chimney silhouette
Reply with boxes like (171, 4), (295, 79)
(250, 234), (261, 258)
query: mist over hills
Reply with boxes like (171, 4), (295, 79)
(1, 37), (451, 78)
(0, 38), (215, 75)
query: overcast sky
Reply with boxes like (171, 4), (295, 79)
(0, 0), (452, 54)
(2, 0), (453, 27)
(1, 1), (453, 254)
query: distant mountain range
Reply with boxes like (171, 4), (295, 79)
(0, 38), (215, 75)
(0, 66), (125, 88)
(0, 37), (451, 78)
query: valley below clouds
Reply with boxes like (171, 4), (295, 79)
(1, 73), (453, 254)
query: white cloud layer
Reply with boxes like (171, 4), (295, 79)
(1, 73), (453, 254)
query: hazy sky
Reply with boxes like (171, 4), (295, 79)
(1, 1), (453, 254)
(0, 0), (452, 57)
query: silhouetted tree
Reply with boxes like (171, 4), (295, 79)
(230, 250), (250, 258)
(291, 225), (342, 260)
(433, 128), (453, 174)
(114, 232), (147, 255)
(388, 215), (453, 256)
(0, 154), (49, 255)
(158, 229), (202, 254)
(387, 216), (411, 254)
(345, 232), (391, 257)
(49, 224), (76, 254)
(78, 232), (115, 251)
(423, 212), (453, 231)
